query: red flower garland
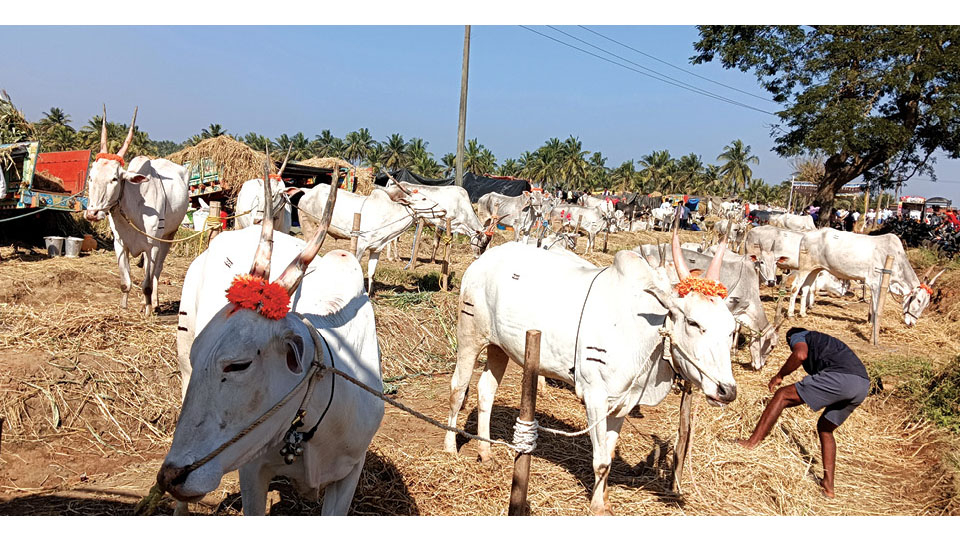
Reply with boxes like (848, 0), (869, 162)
(919, 283), (933, 295)
(675, 277), (728, 299)
(268, 174), (283, 181)
(226, 274), (291, 320)
(96, 153), (125, 166)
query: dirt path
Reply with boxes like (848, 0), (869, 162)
(0, 229), (956, 515)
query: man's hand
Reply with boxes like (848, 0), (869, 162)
(768, 375), (783, 393)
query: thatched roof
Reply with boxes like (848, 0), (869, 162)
(165, 135), (275, 195)
(298, 157), (375, 195)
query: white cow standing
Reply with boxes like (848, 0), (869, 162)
(445, 233), (738, 515)
(234, 176), (300, 234)
(161, 178), (383, 516)
(83, 107), (189, 315)
(297, 183), (444, 291)
(386, 180), (492, 257)
(549, 204), (608, 254)
(769, 213), (816, 231)
(477, 190), (556, 241)
(787, 229), (941, 325)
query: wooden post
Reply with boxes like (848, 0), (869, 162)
(509, 330), (541, 516)
(671, 379), (694, 494)
(430, 225), (441, 263)
(349, 213), (362, 256)
(440, 218), (452, 290)
(0, 416), (5, 454)
(872, 255), (896, 346)
(207, 200), (222, 242)
(455, 26), (470, 187)
(407, 218), (424, 270)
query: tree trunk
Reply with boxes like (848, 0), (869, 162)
(812, 161), (857, 228)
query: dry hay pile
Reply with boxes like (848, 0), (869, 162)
(31, 170), (67, 193)
(165, 135), (275, 197)
(0, 90), (36, 146)
(298, 157), (375, 195)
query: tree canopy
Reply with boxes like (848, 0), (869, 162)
(693, 25), (960, 224)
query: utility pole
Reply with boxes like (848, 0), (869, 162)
(455, 25), (471, 188)
(786, 175), (795, 213)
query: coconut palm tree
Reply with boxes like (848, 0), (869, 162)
(497, 158), (522, 177)
(440, 153), (456, 178)
(201, 124), (227, 138)
(38, 107), (72, 131)
(717, 139), (760, 197)
(639, 150), (674, 193)
(43, 124), (77, 151)
(463, 139), (496, 176)
(381, 133), (408, 171)
(364, 142), (385, 171)
(344, 128), (376, 166)
(410, 153), (442, 178)
(610, 160), (637, 192)
(243, 132), (273, 152)
(675, 153), (704, 193)
(586, 151), (608, 191)
(312, 129), (338, 157)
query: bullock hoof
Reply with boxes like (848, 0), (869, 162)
(477, 453), (499, 469)
(590, 504), (614, 516)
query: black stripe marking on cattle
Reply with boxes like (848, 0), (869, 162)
(224, 257), (233, 268)
(586, 346), (606, 353)
(461, 310), (474, 317)
(177, 326), (189, 331)
(463, 301), (474, 307)
(512, 274), (520, 280)
(586, 357), (605, 364)
(179, 311), (188, 316)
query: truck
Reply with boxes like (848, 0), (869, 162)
(0, 141), (90, 214)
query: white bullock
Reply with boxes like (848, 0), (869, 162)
(769, 213), (816, 231)
(787, 229), (941, 325)
(297, 183), (443, 291)
(83, 107), (189, 315)
(162, 179), (383, 515)
(550, 204), (608, 254)
(477, 190), (556, 241)
(387, 180), (492, 256)
(234, 176), (301, 234)
(446, 232), (738, 514)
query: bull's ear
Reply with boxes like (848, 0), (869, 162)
(777, 256), (789, 263)
(284, 187), (302, 197)
(749, 254), (758, 262)
(120, 170), (149, 183)
(285, 334), (305, 374)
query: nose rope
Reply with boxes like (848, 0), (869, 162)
(658, 325), (726, 387)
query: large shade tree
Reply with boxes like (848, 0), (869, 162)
(694, 25), (960, 226)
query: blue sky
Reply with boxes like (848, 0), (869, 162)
(4, 25), (958, 202)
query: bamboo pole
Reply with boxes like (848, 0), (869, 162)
(872, 255), (896, 345)
(440, 217), (452, 290)
(508, 330), (541, 516)
(671, 379), (695, 494)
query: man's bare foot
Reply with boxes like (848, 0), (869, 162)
(819, 478), (835, 498)
(736, 439), (757, 450)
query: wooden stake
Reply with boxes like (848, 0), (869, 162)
(349, 212), (362, 257)
(0, 416), (5, 455)
(207, 200), (222, 242)
(509, 330), (541, 516)
(671, 379), (694, 494)
(440, 218), (452, 290)
(407, 218), (424, 270)
(430, 224), (441, 263)
(872, 255), (896, 345)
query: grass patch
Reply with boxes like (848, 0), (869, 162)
(378, 290), (433, 309)
(868, 354), (960, 433)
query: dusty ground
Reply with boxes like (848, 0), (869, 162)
(0, 224), (957, 515)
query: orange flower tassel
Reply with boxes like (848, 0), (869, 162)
(226, 274), (291, 320)
(920, 283), (933, 295)
(96, 153), (125, 166)
(675, 277), (728, 299)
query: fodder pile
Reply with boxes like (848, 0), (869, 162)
(166, 135), (275, 197)
(298, 157), (374, 195)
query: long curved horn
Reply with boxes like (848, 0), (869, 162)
(249, 145), (275, 279)
(384, 169), (413, 195)
(100, 104), (108, 154)
(274, 173), (339, 294)
(117, 106), (138, 159)
(278, 142), (293, 178)
(671, 225), (691, 280)
(922, 265), (935, 281)
(929, 268), (946, 286)
(705, 220), (729, 282)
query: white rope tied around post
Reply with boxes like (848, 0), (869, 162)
(512, 418), (539, 454)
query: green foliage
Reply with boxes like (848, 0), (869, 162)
(868, 355), (960, 433)
(693, 26), (960, 221)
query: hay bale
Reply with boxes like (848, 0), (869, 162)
(31, 170), (67, 193)
(299, 157), (375, 195)
(165, 135), (275, 196)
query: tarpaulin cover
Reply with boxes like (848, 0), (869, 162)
(374, 169), (453, 187)
(374, 169), (531, 203)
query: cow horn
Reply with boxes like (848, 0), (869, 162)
(273, 170), (339, 294)
(383, 169), (412, 195)
(922, 265), (935, 282)
(671, 226), (691, 280)
(278, 142), (293, 178)
(928, 268), (946, 286)
(100, 104), (108, 154)
(117, 106), (138, 159)
(249, 145), (276, 280)
(705, 218), (730, 282)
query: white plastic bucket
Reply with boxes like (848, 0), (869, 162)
(64, 236), (83, 258)
(44, 236), (65, 257)
(193, 210), (209, 231)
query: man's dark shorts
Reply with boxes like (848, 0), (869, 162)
(795, 371), (870, 426)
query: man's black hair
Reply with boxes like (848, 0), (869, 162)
(785, 327), (808, 341)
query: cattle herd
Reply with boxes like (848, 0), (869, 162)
(70, 109), (943, 515)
